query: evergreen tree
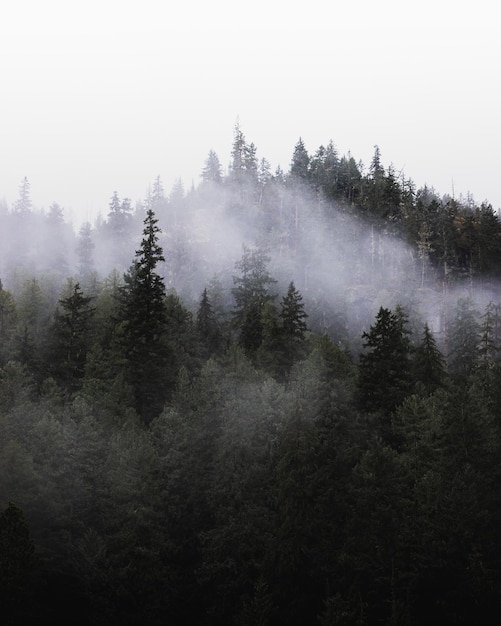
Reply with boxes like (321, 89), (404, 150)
(289, 137), (310, 183)
(232, 245), (277, 356)
(13, 177), (32, 215)
(76, 221), (96, 284)
(196, 288), (221, 358)
(478, 301), (501, 374)
(0, 502), (35, 620)
(412, 323), (447, 394)
(201, 149), (223, 184)
(50, 281), (95, 393)
(278, 281), (308, 375)
(230, 121), (247, 184)
(358, 306), (413, 418)
(447, 297), (480, 382)
(0, 280), (17, 365)
(119, 209), (170, 423)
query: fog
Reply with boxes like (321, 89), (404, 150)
(2, 164), (499, 362)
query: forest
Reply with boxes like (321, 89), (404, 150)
(2, 124), (501, 625)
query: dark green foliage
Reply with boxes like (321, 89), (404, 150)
(119, 209), (170, 423)
(0, 502), (35, 622)
(358, 306), (413, 418)
(49, 281), (95, 393)
(196, 287), (222, 358)
(447, 297), (480, 381)
(0, 279), (16, 364)
(279, 281), (308, 358)
(413, 322), (447, 394)
(2, 127), (501, 626)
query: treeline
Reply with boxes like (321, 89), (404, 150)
(2, 124), (501, 301)
(2, 126), (501, 624)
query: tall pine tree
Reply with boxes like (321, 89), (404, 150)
(119, 209), (170, 423)
(358, 306), (413, 419)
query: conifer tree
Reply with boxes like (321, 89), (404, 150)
(447, 297), (480, 382)
(201, 149), (223, 184)
(358, 306), (413, 417)
(0, 502), (35, 618)
(13, 177), (32, 215)
(50, 281), (95, 392)
(196, 288), (221, 358)
(412, 323), (447, 394)
(279, 281), (308, 374)
(119, 209), (170, 423)
(76, 221), (96, 284)
(0, 280), (16, 365)
(231, 245), (277, 356)
(289, 137), (310, 183)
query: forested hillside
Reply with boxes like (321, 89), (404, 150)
(2, 125), (501, 624)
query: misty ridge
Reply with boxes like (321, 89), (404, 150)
(1, 125), (500, 355)
(3, 124), (501, 625)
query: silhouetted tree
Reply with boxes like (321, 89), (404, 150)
(119, 209), (171, 422)
(196, 288), (221, 358)
(413, 323), (447, 394)
(358, 306), (413, 419)
(50, 281), (95, 392)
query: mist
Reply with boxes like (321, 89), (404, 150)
(1, 157), (500, 358)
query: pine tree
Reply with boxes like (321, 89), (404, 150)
(0, 502), (35, 618)
(232, 245), (277, 356)
(279, 281), (308, 375)
(0, 280), (16, 365)
(289, 137), (310, 183)
(412, 323), (447, 394)
(50, 281), (95, 392)
(76, 221), (96, 284)
(13, 177), (32, 215)
(196, 288), (221, 358)
(230, 121), (247, 185)
(358, 306), (413, 417)
(201, 150), (223, 184)
(447, 297), (480, 382)
(119, 209), (170, 423)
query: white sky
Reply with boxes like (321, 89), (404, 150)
(1, 0), (499, 225)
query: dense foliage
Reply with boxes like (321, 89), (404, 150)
(2, 125), (501, 624)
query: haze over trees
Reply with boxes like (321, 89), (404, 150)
(2, 123), (501, 624)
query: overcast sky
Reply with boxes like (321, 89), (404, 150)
(1, 0), (499, 225)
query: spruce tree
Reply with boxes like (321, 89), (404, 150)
(279, 281), (308, 375)
(412, 323), (446, 394)
(231, 245), (277, 356)
(201, 150), (222, 184)
(447, 297), (480, 382)
(119, 209), (170, 423)
(358, 306), (413, 417)
(196, 288), (221, 359)
(50, 281), (95, 393)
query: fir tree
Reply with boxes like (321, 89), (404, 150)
(50, 281), (95, 392)
(119, 209), (170, 423)
(231, 245), (277, 356)
(279, 281), (308, 375)
(447, 297), (480, 382)
(201, 149), (223, 184)
(412, 323), (447, 394)
(196, 288), (221, 358)
(358, 306), (413, 418)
